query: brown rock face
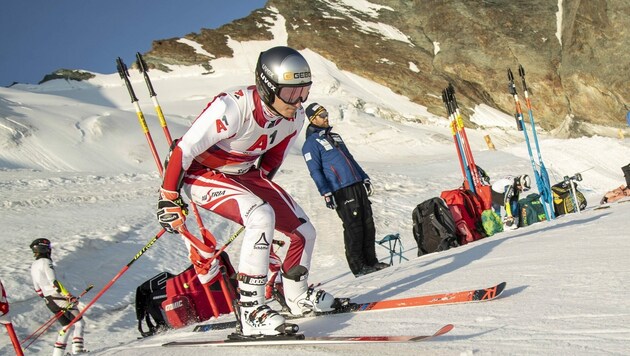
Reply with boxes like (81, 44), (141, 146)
(144, 0), (630, 136)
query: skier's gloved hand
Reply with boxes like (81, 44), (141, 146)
(324, 193), (337, 209)
(157, 188), (188, 233)
(363, 179), (374, 196)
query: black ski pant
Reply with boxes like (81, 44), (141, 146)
(333, 183), (378, 275)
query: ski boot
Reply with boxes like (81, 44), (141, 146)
(282, 265), (342, 316)
(229, 273), (300, 340)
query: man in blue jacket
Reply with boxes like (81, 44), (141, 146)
(302, 103), (388, 277)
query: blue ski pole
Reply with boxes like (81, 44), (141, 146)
(518, 65), (555, 219)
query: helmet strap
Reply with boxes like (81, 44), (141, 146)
(263, 98), (293, 120)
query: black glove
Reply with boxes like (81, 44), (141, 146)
(324, 193), (337, 210)
(157, 190), (188, 233)
(363, 179), (374, 196)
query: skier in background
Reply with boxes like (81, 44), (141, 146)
(156, 46), (341, 338)
(30, 238), (88, 355)
(301, 102), (389, 277)
(491, 175), (531, 229)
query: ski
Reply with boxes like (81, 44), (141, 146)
(193, 282), (505, 332)
(164, 324), (453, 347)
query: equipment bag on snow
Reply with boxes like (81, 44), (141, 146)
(518, 193), (547, 227)
(440, 188), (485, 245)
(162, 251), (236, 329)
(622, 163), (630, 187)
(480, 209), (503, 236)
(552, 181), (587, 215)
(412, 197), (459, 256)
(135, 271), (174, 337)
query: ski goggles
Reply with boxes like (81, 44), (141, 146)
(277, 83), (311, 105)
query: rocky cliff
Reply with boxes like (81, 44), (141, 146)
(143, 0), (630, 136)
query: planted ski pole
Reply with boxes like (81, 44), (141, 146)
(60, 230), (166, 336)
(133, 53), (213, 245)
(22, 284), (93, 350)
(442, 89), (471, 188)
(508, 68), (551, 220)
(447, 84), (481, 189)
(178, 226), (245, 315)
(116, 57), (163, 172)
(1, 280), (24, 356)
(518, 65), (555, 220)
(135, 52), (173, 145)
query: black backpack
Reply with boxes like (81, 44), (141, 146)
(135, 271), (174, 337)
(412, 197), (459, 256)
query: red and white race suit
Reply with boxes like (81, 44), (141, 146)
(162, 85), (315, 277)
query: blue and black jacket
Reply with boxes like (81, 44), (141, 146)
(302, 124), (369, 195)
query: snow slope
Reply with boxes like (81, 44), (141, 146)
(2, 10), (630, 356)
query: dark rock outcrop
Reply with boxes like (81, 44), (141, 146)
(142, 0), (630, 136)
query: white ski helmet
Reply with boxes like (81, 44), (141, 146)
(255, 46), (312, 106)
(518, 174), (531, 191)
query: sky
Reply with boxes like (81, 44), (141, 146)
(1, 4), (630, 356)
(0, 0), (266, 87)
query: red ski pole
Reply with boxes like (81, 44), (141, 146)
(59, 230), (165, 336)
(1, 280), (24, 356)
(21, 285), (93, 350)
(4, 323), (24, 356)
(133, 53), (217, 247)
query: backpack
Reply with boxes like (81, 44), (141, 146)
(600, 185), (630, 204)
(412, 197), (459, 256)
(134, 251), (237, 337)
(518, 193), (547, 227)
(552, 181), (587, 215)
(440, 188), (485, 245)
(135, 271), (174, 337)
(480, 209), (503, 236)
(622, 163), (630, 187)
(162, 252), (237, 329)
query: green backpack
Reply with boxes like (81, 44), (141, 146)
(518, 193), (547, 227)
(481, 209), (503, 236)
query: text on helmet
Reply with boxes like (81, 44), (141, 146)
(283, 71), (311, 80)
(259, 72), (277, 91)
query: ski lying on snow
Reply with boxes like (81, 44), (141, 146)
(193, 282), (506, 332)
(164, 324), (453, 347)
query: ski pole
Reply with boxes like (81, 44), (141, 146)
(518, 65), (555, 220)
(22, 285), (93, 350)
(565, 176), (582, 214)
(182, 226), (246, 287)
(116, 57), (164, 173)
(132, 53), (215, 247)
(180, 226), (245, 268)
(135, 52), (173, 145)
(442, 89), (468, 182)
(447, 84), (481, 190)
(60, 230), (165, 336)
(508, 68), (552, 220)
(4, 322), (23, 356)
(179, 226), (244, 315)
(443, 87), (475, 192)
(1, 280), (24, 356)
